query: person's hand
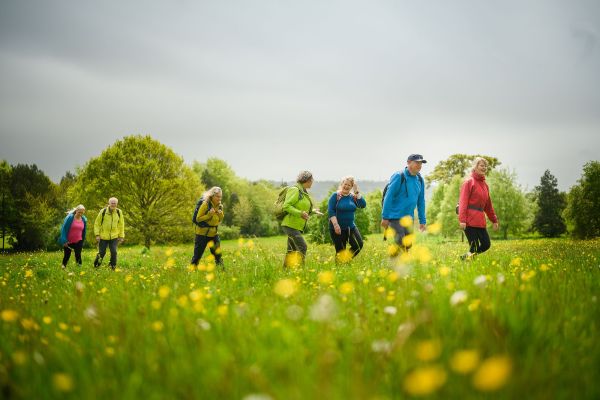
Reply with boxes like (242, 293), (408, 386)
(95, 235), (100, 243)
(381, 219), (389, 229)
(312, 209), (323, 216)
(301, 211), (309, 220)
(492, 222), (499, 231)
(118, 238), (124, 244)
(64, 243), (69, 248)
(209, 208), (217, 214)
(353, 183), (359, 193)
(333, 223), (341, 235)
(419, 224), (426, 232)
(459, 222), (466, 230)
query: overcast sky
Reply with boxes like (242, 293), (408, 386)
(1, 0), (599, 191)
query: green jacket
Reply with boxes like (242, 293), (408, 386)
(94, 207), (125, 240)
(281, 184), (313, 232)
(194, 200), (224, 237)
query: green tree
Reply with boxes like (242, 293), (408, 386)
(365, 190), (383, 234)
(438, 175), (462, 238)
(486, 169), (531, 239)
(72, 135), (202, 248)
(426, 154), (500, 186)
(0, 161), (16, 251)
(533, 170), (566, 237)
(564, 161), (600, 238)
(426, 184), (446, 224)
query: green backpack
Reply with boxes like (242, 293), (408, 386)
(274, 186), (304, 221)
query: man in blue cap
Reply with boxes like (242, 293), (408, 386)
(381, 154), (427, 253)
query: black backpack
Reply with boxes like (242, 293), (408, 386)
(100, 207), (121, 225)
(381, 172), (424, 206)
(192, 197), (213, 227)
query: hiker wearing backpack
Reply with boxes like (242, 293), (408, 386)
(458, 157), (499, 260)
(381, 154), (427, 254)
(191, 186), (225, 267)
(280, 171), (318, 267)
(328, 176), (367, 262)
(59, 204), (87, 270)
(93, 197), (125, 270)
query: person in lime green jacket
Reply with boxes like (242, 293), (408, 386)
(191, 187), (224, 267)
(93, 197), (125, 270)
(281, 171), (320, 267)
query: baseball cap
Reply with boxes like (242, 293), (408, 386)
(407, 154), (427, 163)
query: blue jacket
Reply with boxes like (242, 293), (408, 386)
(328, 193), (367, 229)
(381, 168), (426, 224)
(59, 213), (87, 246)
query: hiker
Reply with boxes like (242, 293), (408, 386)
(59, 204), (87, 269)
(191, 186), (224, 267)
(328, 176), (367, 261)
(93, 197), (125, 270)
(458, 157), (499, 260)
(281, 171), (318, 267)
(381, 154), (427, 254)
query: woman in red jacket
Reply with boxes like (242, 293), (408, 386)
(458, 157), (499, 260)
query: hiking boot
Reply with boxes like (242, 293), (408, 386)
(110, 265), (116, 271)
(61, 264), (67, 270)
(93, 254), (102, 268)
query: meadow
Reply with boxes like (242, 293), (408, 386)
(1, 233), (599, 399)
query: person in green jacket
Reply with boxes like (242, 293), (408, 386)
(191, 186), (224, 267)
(281, 170), (320, 267)
(93, 197), (125, 270)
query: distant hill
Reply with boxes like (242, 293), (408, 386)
(269, 180), (388, 202)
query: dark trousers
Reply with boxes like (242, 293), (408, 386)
(464, 227), (491, 254)
(329, 225), (363, 258)
(62, 240), (83, 266)
(98, 239), (119, 267)
(388, 219), (412, 251)
(191, 235), (222, 265)
(281, 226), (307, 266)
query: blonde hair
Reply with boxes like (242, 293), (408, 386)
(471, 157), (488, 171)
(296, 170), (313, 184)
(202, 186), (222, 201)
(337, 176), (355, 192)
(67, 204), (85, 215)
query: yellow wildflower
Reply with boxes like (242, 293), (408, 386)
(403, 365), (447, 396)
(472, 355), (512, 391)
(450, 349), (480, 374)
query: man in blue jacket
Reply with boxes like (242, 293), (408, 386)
(381, 154), (427, 253)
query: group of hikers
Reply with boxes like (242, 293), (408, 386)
(59, 153), (499, 269)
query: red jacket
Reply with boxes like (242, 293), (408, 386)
(458, 172), (498, 228)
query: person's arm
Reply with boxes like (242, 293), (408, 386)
(82, 216), (87, 243)
(195, 202), (211, 223)
(94, 210), (102, 237)
(327, 193), (337, 223)
(282, 187), (302, 217)
(417, 178), (426, 229)
(382, 173), (400, 219)
(59, 214), (71, 245)
(458, 180), (470, 228)
(118, 211), (125, 239)
(356, 194), (367, 209)
(217, 204), (224, 223)
(484, 187), (499, 228)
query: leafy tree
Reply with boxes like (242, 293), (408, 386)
(426, 184), (446, 224)
(71, 135), (202, 248)
(426, 154), (500, 186)
(533, 170), (566, 237)
(365, 190), (383, 234)
(564, 161), (600, 238)
(7, 164), (60, 250)
(0, 161), (16, 251)
(438, 175), (463, 238)
(486, 169), (531, 239)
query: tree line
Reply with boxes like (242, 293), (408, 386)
(1, 136), (598, 251)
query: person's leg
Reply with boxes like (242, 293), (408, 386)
(208, 235), (223, 266)
(95, 239), (108, 267)
(108, 239), (118, 269)
(62, 245), (72, 268)
(190, 234), (208, 265)
(348, 227), (364, 257)
(329, 224), (346, 254)
(477, 228), (491, 253)
(282, 226), (307, 266)
(464, 227), (480, 254)
(389, 219), (411, 252)
(73, 241), (83, 266)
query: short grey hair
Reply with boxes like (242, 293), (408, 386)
(296, 170), (313, 184)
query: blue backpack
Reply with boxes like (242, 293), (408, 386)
(381, 172), (424, 206)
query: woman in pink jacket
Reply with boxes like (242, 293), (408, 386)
(458, 157), (499, 260)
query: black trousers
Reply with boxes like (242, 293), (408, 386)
(191, 235), (222, 265)
(464, 226), (491, 254)
(329, 224), (363, 258)
(62, 240), (83, 266)
(98, 239), (119, 267)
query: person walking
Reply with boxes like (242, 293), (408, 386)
(59, 204), (87, 269)
(458, 157), (499, 260)
(381, 154), (427, 254)
(328, 176), (366, 262)
(93, 197), (125, 270)
(191, 187), (224, 267)
(281, 171), (318, 267)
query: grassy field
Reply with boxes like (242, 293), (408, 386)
(1, 234), (599, 399)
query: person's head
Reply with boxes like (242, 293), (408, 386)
(203, 187), (223, 204)
(406, 154), (427, 175)
(297, 170), (314, 189)
(69, 204), (85, 217)
(338, 176), (355, 195)
(108, 197), (118, 211)
(471, 157), (488, 176)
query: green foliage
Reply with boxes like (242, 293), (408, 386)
(438, 175), (463, 238)
(426, 154), (500, 186)
(71, 135), (202, 248)
(365, 190), (383, 234)
(533, 170), (566, 237)
(564, 161), (600, 238)
(426, 184), (446, 225)
(487, 169), (531, 239)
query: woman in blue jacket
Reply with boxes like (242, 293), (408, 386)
(328, 176), (367, 261)
(59, 205), (87, 269)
